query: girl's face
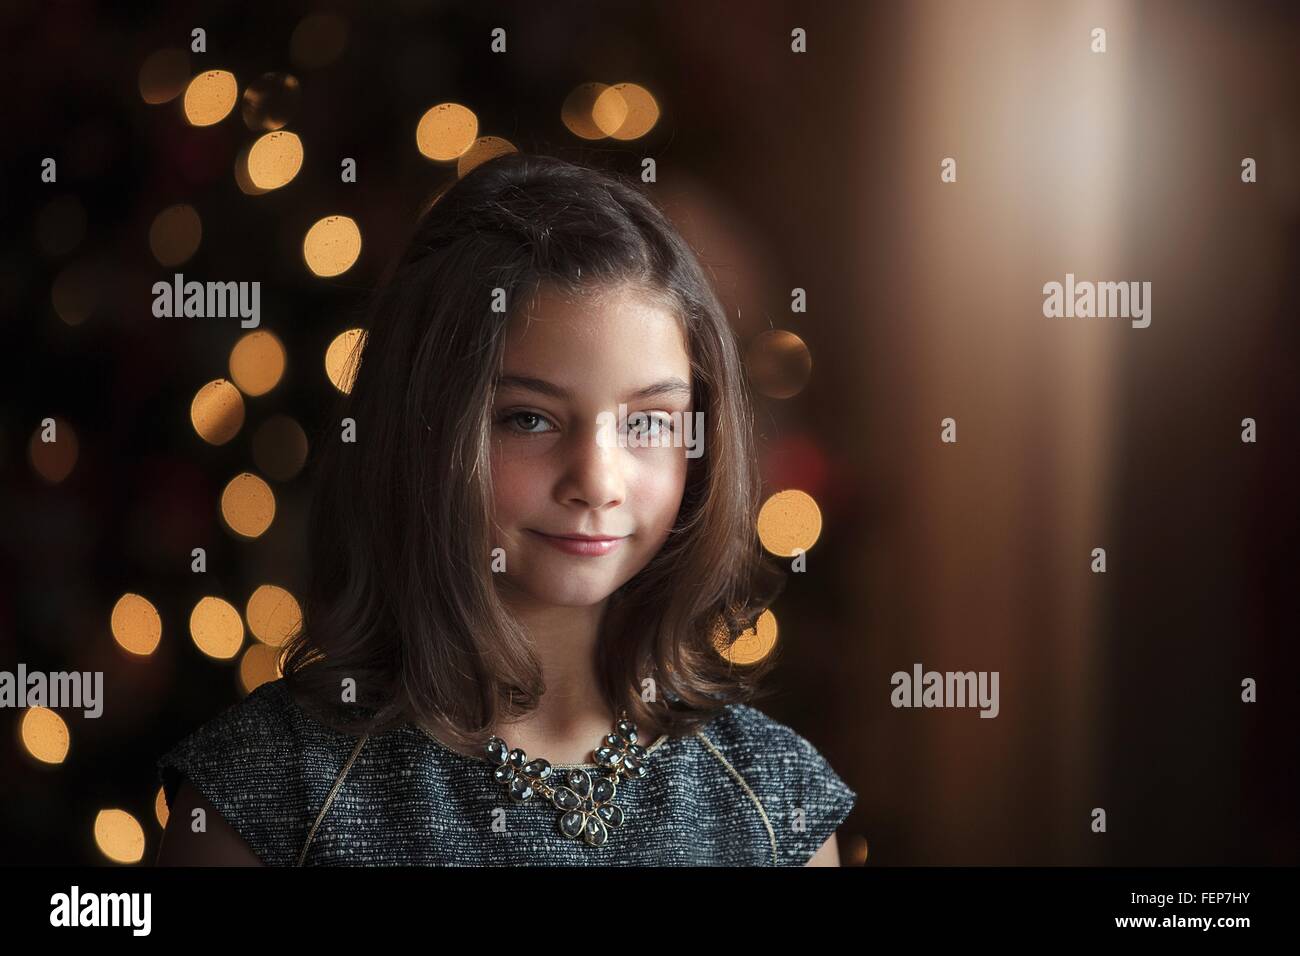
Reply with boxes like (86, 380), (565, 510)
(489, 282), (694, 610)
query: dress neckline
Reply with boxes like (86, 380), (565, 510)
(410, 721), (672, 770)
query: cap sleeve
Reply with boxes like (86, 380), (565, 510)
(730, 705), (858, 866)
(774, 731), (857, 866)
(156, 679), (306, 866)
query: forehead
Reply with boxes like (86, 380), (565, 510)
(499, 282), (691, 380)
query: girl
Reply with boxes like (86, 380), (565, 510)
(156, 152), (856, 866)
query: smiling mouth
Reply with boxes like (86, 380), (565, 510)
(527, 530), (629, 556)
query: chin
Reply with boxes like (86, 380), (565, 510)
(511, 576), (621, 608)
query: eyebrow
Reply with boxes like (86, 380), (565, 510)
(494, 374), (692, 403)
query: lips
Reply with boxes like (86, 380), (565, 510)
(539, 533), (625, 541)
(528, 530), (628, 556)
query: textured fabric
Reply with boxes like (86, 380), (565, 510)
(157, 678), (856, 866)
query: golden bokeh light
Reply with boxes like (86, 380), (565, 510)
(246, 584), (302, 646)
(562, 82), (626, 140)
(246, 130), (303, 190)
(220, 472), (276, 538)
(594, 83), (659, 140)
(241, 71), (301, 131)
(149, 203), (202, 267)
(20, 707), (70, 764)
(233, 145), (269, 196)
(324, 328), (366, 393)
(708, 616), (732, 659)
(415, 102), (478, 161)
(757, 489), (823, 558)
(228, 329), (286, 397)
(457, 136), (517, 178)
(139, 48), (190, 105)
(290, 12), (349, 70)
(94, 809), (145, 864)
(716, 609), (779, 665)
(303, 215), (361, 277)
(252, 415), (309, 481)
(183, 69), (238, 126)
(746, 329), (813, 399)
(190, 379), (245, 445)
(154, 786), (169, 827)
(189, 596), (245, 660)
(239, 642), (282, 693)
(51, 259), (102, 326)
(843, 834), (869, 866)
(28, 417), (78, 484)
(111, 593), (162, 656)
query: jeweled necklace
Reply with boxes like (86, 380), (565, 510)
(485, 709), (651, 847)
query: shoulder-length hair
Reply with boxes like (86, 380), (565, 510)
(281, 150), (786, 753)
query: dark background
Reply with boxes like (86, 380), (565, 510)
(1, 0), (1297, 866)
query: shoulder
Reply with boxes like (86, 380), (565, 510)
(158, 679), (299, 796)
(691, 701), (858, 866)
(155, 678), (313, 866)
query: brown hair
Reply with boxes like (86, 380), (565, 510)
(281, 151), (785, 753)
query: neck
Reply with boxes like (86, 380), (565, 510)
(491, 593), (627, 763)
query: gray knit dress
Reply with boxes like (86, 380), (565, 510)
(156, 678), (857, 866)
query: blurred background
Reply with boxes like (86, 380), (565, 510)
(1, 0), (1297, 866)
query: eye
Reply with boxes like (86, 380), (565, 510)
(628, 412), (676, 438)
(497, 410), (556, 435)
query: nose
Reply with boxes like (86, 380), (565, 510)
(554, 418), (626, 510)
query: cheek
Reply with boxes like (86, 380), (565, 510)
(632, 454), (689, 529)
(489, 447), (541, 523)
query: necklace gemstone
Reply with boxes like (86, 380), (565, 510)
(485, 710), (648, 846)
